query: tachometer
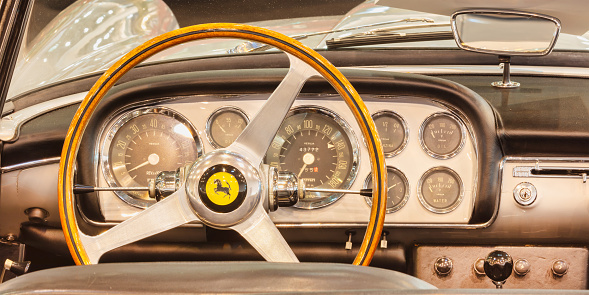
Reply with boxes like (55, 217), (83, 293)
(101, 107), (202, 208)
(265, 106), (359, 209)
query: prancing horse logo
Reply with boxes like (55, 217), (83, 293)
(213, 179), (231, 198)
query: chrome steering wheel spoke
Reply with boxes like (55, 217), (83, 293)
(231, 204), (298, 262)
(79, 187), (197, 264)
(228, 54), (320, 166)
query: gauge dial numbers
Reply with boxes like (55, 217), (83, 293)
(372, 111), (408, 157)
(264, 106), (359, 209)
(364, 167), (409, 213)
(419, 112), (466, 159)
(417, 167), (463, 214)
(101, 107), (202, 208)
(206, 107), (249, 148)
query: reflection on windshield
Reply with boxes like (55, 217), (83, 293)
(8, 0), (589, 100)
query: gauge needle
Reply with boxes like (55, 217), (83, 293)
(127, 161), (149, 173)
(215, 121), (226, 133)
(430, 130), (435, 138)
(388, 183), (398, 190)
(298, 164), (307, 179)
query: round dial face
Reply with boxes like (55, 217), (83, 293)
(418, 167), (463, 213)
(364, 166), (409, 213)
(207, 107), (249, 148)
(265, 106), (359, 209)
(102, 108), (202, 208)
(372, 111), (408, 157)
(420, 113), (465, 159)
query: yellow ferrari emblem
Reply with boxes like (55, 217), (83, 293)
(205, 171), (239, 206)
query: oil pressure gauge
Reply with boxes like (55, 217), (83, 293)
(419, 112), (466, 159)
(206, 106), (249, 148)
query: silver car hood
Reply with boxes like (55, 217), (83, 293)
(8, 0), (589, 99)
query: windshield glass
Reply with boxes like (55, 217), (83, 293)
(8, 0), (589, 99)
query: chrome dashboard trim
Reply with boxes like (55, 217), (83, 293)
(0, 157), (61, 173)
(0, 92), (85, 142)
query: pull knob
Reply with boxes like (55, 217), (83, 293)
(434, 257), (453, 276)
(552, 260), (568, 276)
(484, 250), (513, 288)
(513, 258), (530, 276)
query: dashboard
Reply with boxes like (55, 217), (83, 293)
(94, 94), (478, 225)
(6, 50), (589, 289)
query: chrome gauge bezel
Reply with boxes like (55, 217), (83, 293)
(417, 166), (464, 214)
(100, 106), (203, 208)
(371, 110), (409, 157)
(363, 166), (409, 213)
(418, 112), (466, 159)
(273, 105), (360, 209)
(205, 106), (250, 149)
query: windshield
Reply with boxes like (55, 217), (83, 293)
(7, 0), (589, 99)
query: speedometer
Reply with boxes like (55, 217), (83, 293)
(265, 106), (359, 209)
(101, 107), (202, 208)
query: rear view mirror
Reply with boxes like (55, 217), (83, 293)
(451, 10), (561, 56)
(451, 10), (560, 88)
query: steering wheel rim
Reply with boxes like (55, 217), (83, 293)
(58, 23), (387, 266)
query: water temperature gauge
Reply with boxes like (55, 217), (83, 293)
(418, 166), (463, 213)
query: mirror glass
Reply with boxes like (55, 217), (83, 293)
(452, 11), (560, 56)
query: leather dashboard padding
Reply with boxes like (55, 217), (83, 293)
(0, 262), (435, 294)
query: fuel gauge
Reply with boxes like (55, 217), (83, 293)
(206, 107), (249, 148)
(372, 111), (408, 157)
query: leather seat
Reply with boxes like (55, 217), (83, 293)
(0, 262), (435, 294)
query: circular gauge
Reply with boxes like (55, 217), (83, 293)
(206, 106), (249, 148)
(364, 166), (409, 213)
(101, 107), (202, 208)
(264, 106), (359, 209)
(419, 112), (466, 159)
(372, 111), (408, 157)
(417, 167), (463, 213)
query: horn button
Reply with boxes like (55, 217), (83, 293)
(186, 150), (262, 227)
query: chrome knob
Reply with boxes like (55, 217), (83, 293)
(484, 250), (513, 288)
(513, 259), (530, 276)
(473, 258), (485, 275)
(434, 257), (453, 276)
(552, 260), (568, 276)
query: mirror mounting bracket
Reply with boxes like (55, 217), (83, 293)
(492, 56), (520, 89)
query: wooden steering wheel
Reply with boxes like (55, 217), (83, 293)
(58, 23), (387, 265)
